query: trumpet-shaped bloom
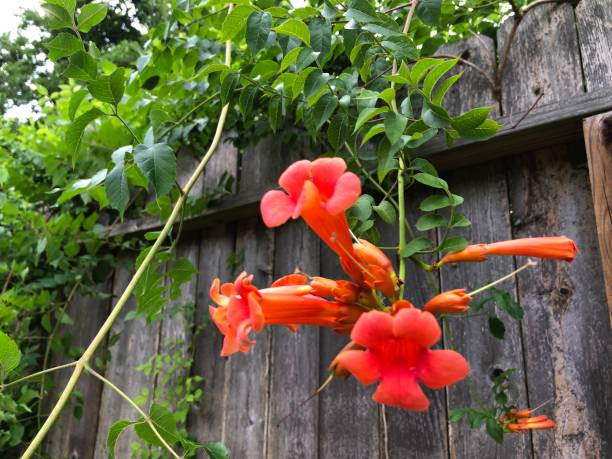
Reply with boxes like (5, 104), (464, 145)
(440, 236), (578, 265)
(424, 289), (471, 314)
(334, 308), (469, 411)
(508, 415), (555, 432)
(210, 272), (365, 356)
(353, 239), (399, 298)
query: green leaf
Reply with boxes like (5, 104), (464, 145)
(134, 143), (176, 196)
(246, 12), (272, 56)
(105, 162), (129, 218)
(344, 0), (378, 23)
(361, 123), (385, 145)
(222, 5), (256, 40)
(45, 32), (83, 61)
(419, 194), (463, 211)
(293, 67), (317, 100)
(416, 213), (447, 231)
(493, 290), (524, 320)
(87, 68), (125, 105)
(303, 70), (328, 100)
(68, 89), (88, 120)
(448, 408), (467, 423)
(42, 3), (74, 30)
(354, 107), (388, 133)
(203, 442), (230, 459)
(410, 58), (441, 85)
(66, 108), (103, 166)
(376, 138), (400, 183)
(433, 73), (462, 105)
(0, 330), (21, 378)
(312, 93), (338, 129)
(280, 47), (302, 71)
(373, 200), (396, 224)
(295, 48), (319, 72)
(422, 103), (450, 128)
(384, 112), (408, 144)
(197, 63), (230, 78)
(451, 107), (493, 132)
(327, 112), (351, 150)
(416, 0), (442, 25)
(351, 194), (374, 221)
(488, 316), (506, 340)
(274, 19), (311, 46)
(309, 18), (331, 63)
(107, 420), (136, 459)
(486, 417), (505, 443)
(220, 72), (240, 105)
(77, 3), (108, 32)
(411, 158), (438, 176)
(400, 237), (433, 257)
(414, 172), (448, 190)
(450, 212), (471, 228)
(239, 85), (258, 119)
(268, 95), (282, 133)
(423, 58), (459, 99)
(63, 51), (98, 81)
(48, 0), (76, 14)
(439, 236), (469, 252)
(134, 404), (180, 447)
(250, 60), (279, 82)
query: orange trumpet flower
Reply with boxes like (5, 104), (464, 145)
(423, 289), (472, 314)
(508, 415), (555, 432)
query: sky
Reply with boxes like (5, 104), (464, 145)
(1, 0), (42, 37)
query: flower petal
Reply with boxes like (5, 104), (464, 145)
(393, 308), (441, 347)
(334, 349), (379, 385)
(325, 172), (361, 214)
(417, 349), (470, 389)
(373, 371), (429, 411)
(311, 157), (346, 199)
(260, 190), (296, 228)
(350, 310), (394, 349)
(279, 159), (311, 200)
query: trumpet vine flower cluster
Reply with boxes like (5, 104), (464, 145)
(209, 157), (577, 429)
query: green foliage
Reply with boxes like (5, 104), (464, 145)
(0, 331), (21, 378)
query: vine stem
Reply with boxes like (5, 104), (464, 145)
(20, 8), (234, 456)
(84, 365), (180, 459)
(1, 362), (77, 390)
(467, 259), (536, 296)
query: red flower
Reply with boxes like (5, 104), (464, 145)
(508, 415), (555, 432)
(260, 158), (363, 282)
(353, 239), (399, 298)
(423, 289), (471, 314)
(334, 309), (469, 411)
(439, 236), (578, 265)
(209, 272), (364, 356)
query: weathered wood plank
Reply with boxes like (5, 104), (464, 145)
(583, 112), (612, 320)
(440, 162), (530, 459)
(93, 255), (162, 458)
(507, 145), (612, 458)
(318, 243), (380, 459)
(44, 282), (112, 459)
(267, 220), (320, 458)
(575, 0), (612, 91)
(498, 4), (583, 115)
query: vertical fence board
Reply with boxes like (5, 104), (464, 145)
(93, 255), (161, 458)
(582, 112), (612, 318)
(498, 4), (583, 115)
(188, 136), (239, 450)
(318, 245), (380, 459)
(441, 163), (530, 459)
(267, 220), (320, 458)
(44, 282), (112, 459)
(576, 0), (612, 91)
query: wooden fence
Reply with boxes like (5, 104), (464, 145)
(43, 1), (612, 458)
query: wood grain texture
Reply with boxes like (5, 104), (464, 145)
(318, 241), (380, 459)
(44, 282), (112, 459)
(507, 145), (612, 458)
(575, 0), (612, 91)
(440, 162), (530, 459)
(498, 4), (583, 115)
(582, 113), (612, 321)
(93, 255), (161, 458)
(267, 220), (320, 459)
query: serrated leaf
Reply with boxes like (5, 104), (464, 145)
(400, 237), (433, 257)
(416, 0), (442, 25)
(295, 48), (319, 72)
(373, 200), (396, 224)
(439, 236), (469, 252)
(292, 67), (317, 100)
(246, 12), (272, 56)
(48, 0), (76, 14)
(105, 162), (129, 218)
(63, 51), (98, 81)
(239, 85), (257, 119)
(384, 112), (408, 144)
(312, 93), (338, 129)
(222, 5), (256, 40)
(309, 18), (331, 63)
(134, 143), (176, 196)
(410, 58), (441, 85)
(107, 420), (136, 459)
(77, 3), (108, 32)
(354, 107), (388, 133)
(0, 330), (21, 378)
(327, 112), (351, 150)
(488, 316), (506, 340)
(87, 68), (125, 105)
(423, 58), (458, 99)
(433, 72), (462, 105)
(134, 403), (180, 447)
(203, 442), (230, 459)
(220, 72), (240, 105)
(416, 213), (447, 231)
(68, 89), (88, 120)
(66, 108), (103, 166)
(303, 69), (328, 100)
(414, 172), (448, 190)
(280, 46), (302, 71)
(274, 19), (310, 46)
(42, 3), (74, 30)
(45, 32), (83, 61)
